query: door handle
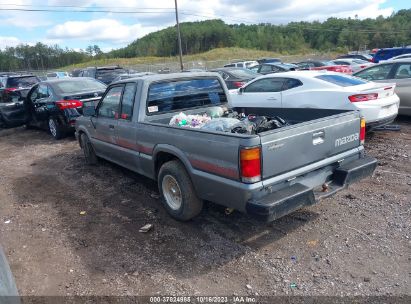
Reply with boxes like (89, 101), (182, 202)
(267, 97), (277, 100)
(109, 124), (115, 129)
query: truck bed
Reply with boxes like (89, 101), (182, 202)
(143, 106), (362, 180)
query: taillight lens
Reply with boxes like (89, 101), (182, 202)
(348, 93), (378, 102)
(240, 146), (261, 183)
(233, 81), (246, 88)
(4, 87), (17, 93)
(360, 118), (366, 145)
(56, 99), (83, 110)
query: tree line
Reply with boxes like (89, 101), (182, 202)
(0, 9), (410, 71)
(110, 9), (411, 57)
(0, 43), (103, 72)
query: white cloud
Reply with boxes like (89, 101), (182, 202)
(47, 19), (157, 44)
(0, 36), (22, 49)
(0, 0), (397, 49)
(46, 0), (394, 24)
(1, 0), (52, 28)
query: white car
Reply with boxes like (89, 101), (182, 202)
(224, 60), (259, 70)
(229, 71), (399, 129)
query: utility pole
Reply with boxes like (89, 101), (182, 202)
(174, 0), (184, 71)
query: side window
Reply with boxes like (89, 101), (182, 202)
(283, 78), (303, 90)
(271, 66), (280, 72)
(393, 63), (411, 79)
(120, 83), (136, 120)
(37, 84), (50, 99)
(220, 72), (229, 80)
(259, 65), (273, 73)
(244, 78), (285, 93)
(355, 64), (393, 80)
(29, 86), (39, 102)
(98, 85), (123, 119)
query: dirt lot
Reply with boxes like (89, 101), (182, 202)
(0, 118), (410, 298)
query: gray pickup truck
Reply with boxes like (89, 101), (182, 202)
(75, 72), (377, 222)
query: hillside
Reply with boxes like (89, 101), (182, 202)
(60, 47), (335, 71)
(109, 10), (411, 59)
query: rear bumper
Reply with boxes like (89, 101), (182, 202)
(366, 114), (397, 130)
(245, 156), (377, 222)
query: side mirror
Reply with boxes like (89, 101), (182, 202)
(83, 103), (96, 117)
(238, 87), (244, 94)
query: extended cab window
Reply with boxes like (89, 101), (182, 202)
(98, 85), (123, 119)
(120, 83), (136, 120)
(147, 78), (226, 114)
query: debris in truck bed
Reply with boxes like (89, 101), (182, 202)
(169, 107), (289, 134)
(230, 114), (289, 134)
(169, 112), (211, 128)
(201, 118), (240, 132)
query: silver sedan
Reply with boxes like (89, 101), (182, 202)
(354, 59), (411, 116)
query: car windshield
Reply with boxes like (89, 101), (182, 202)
(54, 79), (106, 93)
(96, 68), (127, 83)
(229, 69), (259, 78)
(315, 74), (368, 87)
(7, 76), (39, 88)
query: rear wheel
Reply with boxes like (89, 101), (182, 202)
(48, 117), (64, 139)
(158, 160), (203, 221)
(80, 133), (98, 165)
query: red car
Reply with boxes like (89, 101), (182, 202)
(295, 61), (353, 74)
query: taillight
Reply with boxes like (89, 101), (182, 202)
(240, 146), (261, 183)
(233, 81), (246, 88)
(348, 93), (378, 102)
(56, 99), (83, 110)
(4, 87), (17, 93)
(360, 118), (366, 145)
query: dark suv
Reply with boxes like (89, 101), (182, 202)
(76, 66), (128, 84)
(0, 74), (40, 103)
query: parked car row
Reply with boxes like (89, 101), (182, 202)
(1, 54), (410, 139)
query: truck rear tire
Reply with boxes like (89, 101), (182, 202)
(80, 133), (98, 165)
(158, 160), (203, 221)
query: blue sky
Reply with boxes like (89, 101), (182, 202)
(0, 0), (409, 52)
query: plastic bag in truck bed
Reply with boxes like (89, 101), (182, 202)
(169, 112), (211, 128)
(231, 114), (289, 134)
(169, 107), (289, 134)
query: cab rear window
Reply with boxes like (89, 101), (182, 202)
(315, 75), (368, 87)
(147, 78), (227, 114)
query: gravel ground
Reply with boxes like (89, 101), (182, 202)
(0, 118), (410, 299)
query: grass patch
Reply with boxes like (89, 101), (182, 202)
(60, 47), (339, 71)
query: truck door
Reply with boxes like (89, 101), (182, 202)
(232, 77), (283, 108)
(92, 85), (123, 161)
(115, 82), (140, 171)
